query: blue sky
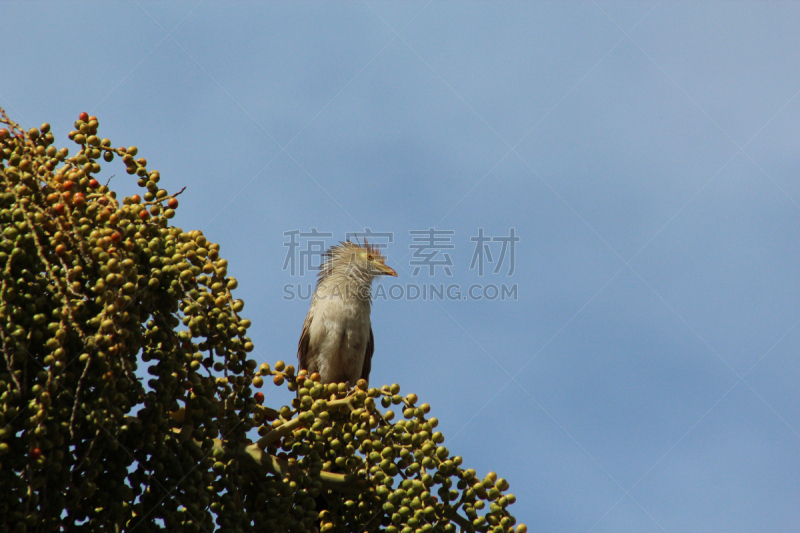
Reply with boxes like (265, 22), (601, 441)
(3, 2), (800, 531)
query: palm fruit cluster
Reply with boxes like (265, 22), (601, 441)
(250, 365), (528, 533)
(0, 107), (526, 533)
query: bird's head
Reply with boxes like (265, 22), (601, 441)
(320, 240), (398, 283)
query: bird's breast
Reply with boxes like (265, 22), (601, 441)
(308, 296), (371, 385)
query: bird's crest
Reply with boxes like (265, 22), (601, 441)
(318, 237), (387, 279)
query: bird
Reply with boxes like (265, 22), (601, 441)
(297, 239), (397, 386)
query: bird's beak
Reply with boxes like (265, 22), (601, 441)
(377, 262), (398, 277)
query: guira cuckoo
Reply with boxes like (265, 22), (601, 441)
(297, 241), (397, 385)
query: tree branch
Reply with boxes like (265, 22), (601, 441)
(209, 438), (366, 495)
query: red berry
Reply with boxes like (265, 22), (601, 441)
(0, 128), (9, 140)
(30, 448), (42, 460)
(110, 231), (122, 244)
(73, 192), (85, 205)
(254, 392), (264, 405)
(79, 112), (89, 122)
(168, 197), (179, 209)
(131, 195), (141, 204)
(89, 179), (99, 188)
(139, 210), (150, 221)
(54, 203), (66, 215)
(63, 180), (75, 191)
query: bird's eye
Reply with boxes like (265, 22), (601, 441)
(367, 254), (373, 261)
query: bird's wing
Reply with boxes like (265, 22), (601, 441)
(360, 326), (374, 383)
(297, 307), (314, 372)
